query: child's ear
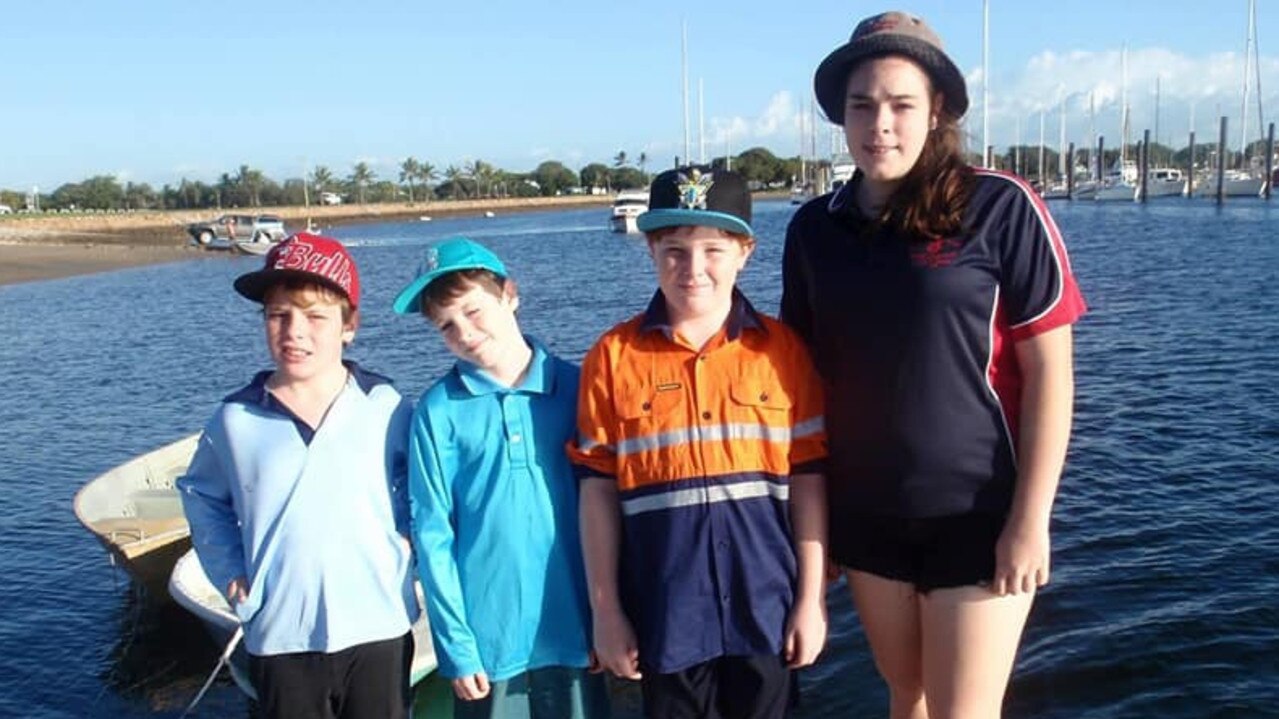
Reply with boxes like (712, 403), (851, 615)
(503, 279), (520, 304)
(343, 309), (360, 344)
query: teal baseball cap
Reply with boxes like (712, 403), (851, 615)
(391, 237), (508, 314)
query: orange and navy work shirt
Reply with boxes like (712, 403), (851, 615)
(567, 289), (826, 674)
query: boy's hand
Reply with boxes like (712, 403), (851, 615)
(783, 596), (827, 669)
(594, 610), (642, 680)
(452, 672), (491, 701)
(225, 576), (249, 605)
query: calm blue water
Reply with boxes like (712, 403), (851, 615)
(1, 198), (1276, 717)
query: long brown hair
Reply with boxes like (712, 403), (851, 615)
(871, 88), (974, 240)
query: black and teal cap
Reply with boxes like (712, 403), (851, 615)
(637, 166), (753, 237)
(391, 236), (507, 314)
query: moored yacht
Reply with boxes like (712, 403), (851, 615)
(1143, 167), (1188, 198)
(609, 188), (649, 233)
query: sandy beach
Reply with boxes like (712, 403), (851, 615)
(0, 195), (608, 287)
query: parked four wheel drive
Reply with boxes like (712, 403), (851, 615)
(187, 214), (286, 246)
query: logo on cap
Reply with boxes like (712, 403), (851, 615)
(271, 237), (354, 296)
(421, 247), (440, 273)
(677, 169), (714, 210)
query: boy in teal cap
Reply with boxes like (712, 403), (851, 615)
(394, 237), (609, 719)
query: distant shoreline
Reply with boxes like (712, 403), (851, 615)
(0, 195), (611, 247)
(0, 195), (610, 287)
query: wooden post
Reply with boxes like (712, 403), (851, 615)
(1139, 131), (1149, 202)
(1266, 122), (1275, 200)
(1187, 130), (1196, 198)
(1067, 142), (1076, 199)
(1097, 136), (1106, 183)
(1216, 116), (1228, 206)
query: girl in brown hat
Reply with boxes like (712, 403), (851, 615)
(782, 10), (1087, 718)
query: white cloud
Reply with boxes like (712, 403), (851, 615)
(975, 47), (1279, 149)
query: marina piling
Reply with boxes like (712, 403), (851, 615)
(1188, 131), (1196, 198)
(1216, 116), (1228, 205)
(1067, 142), (1076, 199)
(1139, 131), (1150, 203)
(1266, 123), (1274, 200)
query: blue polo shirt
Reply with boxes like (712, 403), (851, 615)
(782, 168), (1086, 519)
(178, 362), (417, 657)
(408, 337), (593, 681)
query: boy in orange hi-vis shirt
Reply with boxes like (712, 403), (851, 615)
(568, 166), (828, 718)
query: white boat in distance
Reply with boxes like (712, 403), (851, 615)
(1094, 159), (1139, 201)
(73, 433), (198, 596)
(1144, 167), (1188, 198)
(169, 549), (439, 699)
(1192, 169), (1267, 198)
(830, 154), (856, 193)
(233, 237), (280, 256)
(609, 188), (649, 233)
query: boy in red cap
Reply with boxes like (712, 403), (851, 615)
(179, 233), (419, 719)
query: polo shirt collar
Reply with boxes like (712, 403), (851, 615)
(455, 335), (554, 396)
(223, 360), (388, 407)
(640, 287), (765, 341)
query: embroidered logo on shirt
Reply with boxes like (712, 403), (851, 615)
(910, 236), (964, 268)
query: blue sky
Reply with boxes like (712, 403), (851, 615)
(3, 1), (1276, 190)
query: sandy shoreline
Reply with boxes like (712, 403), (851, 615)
(0, 195), (609, 287)
(0, 243), (211, 286)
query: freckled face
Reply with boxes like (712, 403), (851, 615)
(649, 226), (753, 325)
(428, 282), (522, 372)
(843, 56), (940, 195)
(263, 286), (355, 384)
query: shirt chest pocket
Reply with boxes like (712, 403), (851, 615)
(727, 375), (793, 420)
(613, 382), (684, 425)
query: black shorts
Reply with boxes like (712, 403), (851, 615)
(830, 512), (1007, 593)
(641, 654), (791, 719)
(248, 632), (412, 719)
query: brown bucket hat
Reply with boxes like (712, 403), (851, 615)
(814, 10), (969, 125)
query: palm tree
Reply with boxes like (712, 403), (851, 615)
(310, 166), (334, 194)
(614, 151), (629, 168)
(444, 165), (465, 199)
(217, 173), (236, 208)
(399, 157), (422, 203)
(638, 152), (649, 181)
(235, 164), (265, 207)
(416, 162), (439, 201)
(466, 160), (496, 198)
(349, 162), (375, 204)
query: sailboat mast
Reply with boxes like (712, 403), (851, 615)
(1240, 0), (1254, 162)
(1059, 92), (1067, 179)
(1252, 0), (1264, 159)
(982, 0), (990, 167)
(682, 20), (690, 166)
(698, 78), (705, 164)
(1039, 111), (1046, 186)
(1121, 46), (1128, 168)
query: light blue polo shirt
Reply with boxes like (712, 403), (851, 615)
(409, 337), (592, 680)
(178, 363), (417, 657)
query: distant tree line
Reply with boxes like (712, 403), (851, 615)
(0, 147), (814, 213)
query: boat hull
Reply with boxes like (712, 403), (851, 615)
(169, 549), (439, 700)
(74, 433), (199, 598)
(609, 214), (639, 234)
(233, 239), (278, 256)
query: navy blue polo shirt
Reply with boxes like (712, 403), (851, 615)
(781, 169), (1085, 519)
